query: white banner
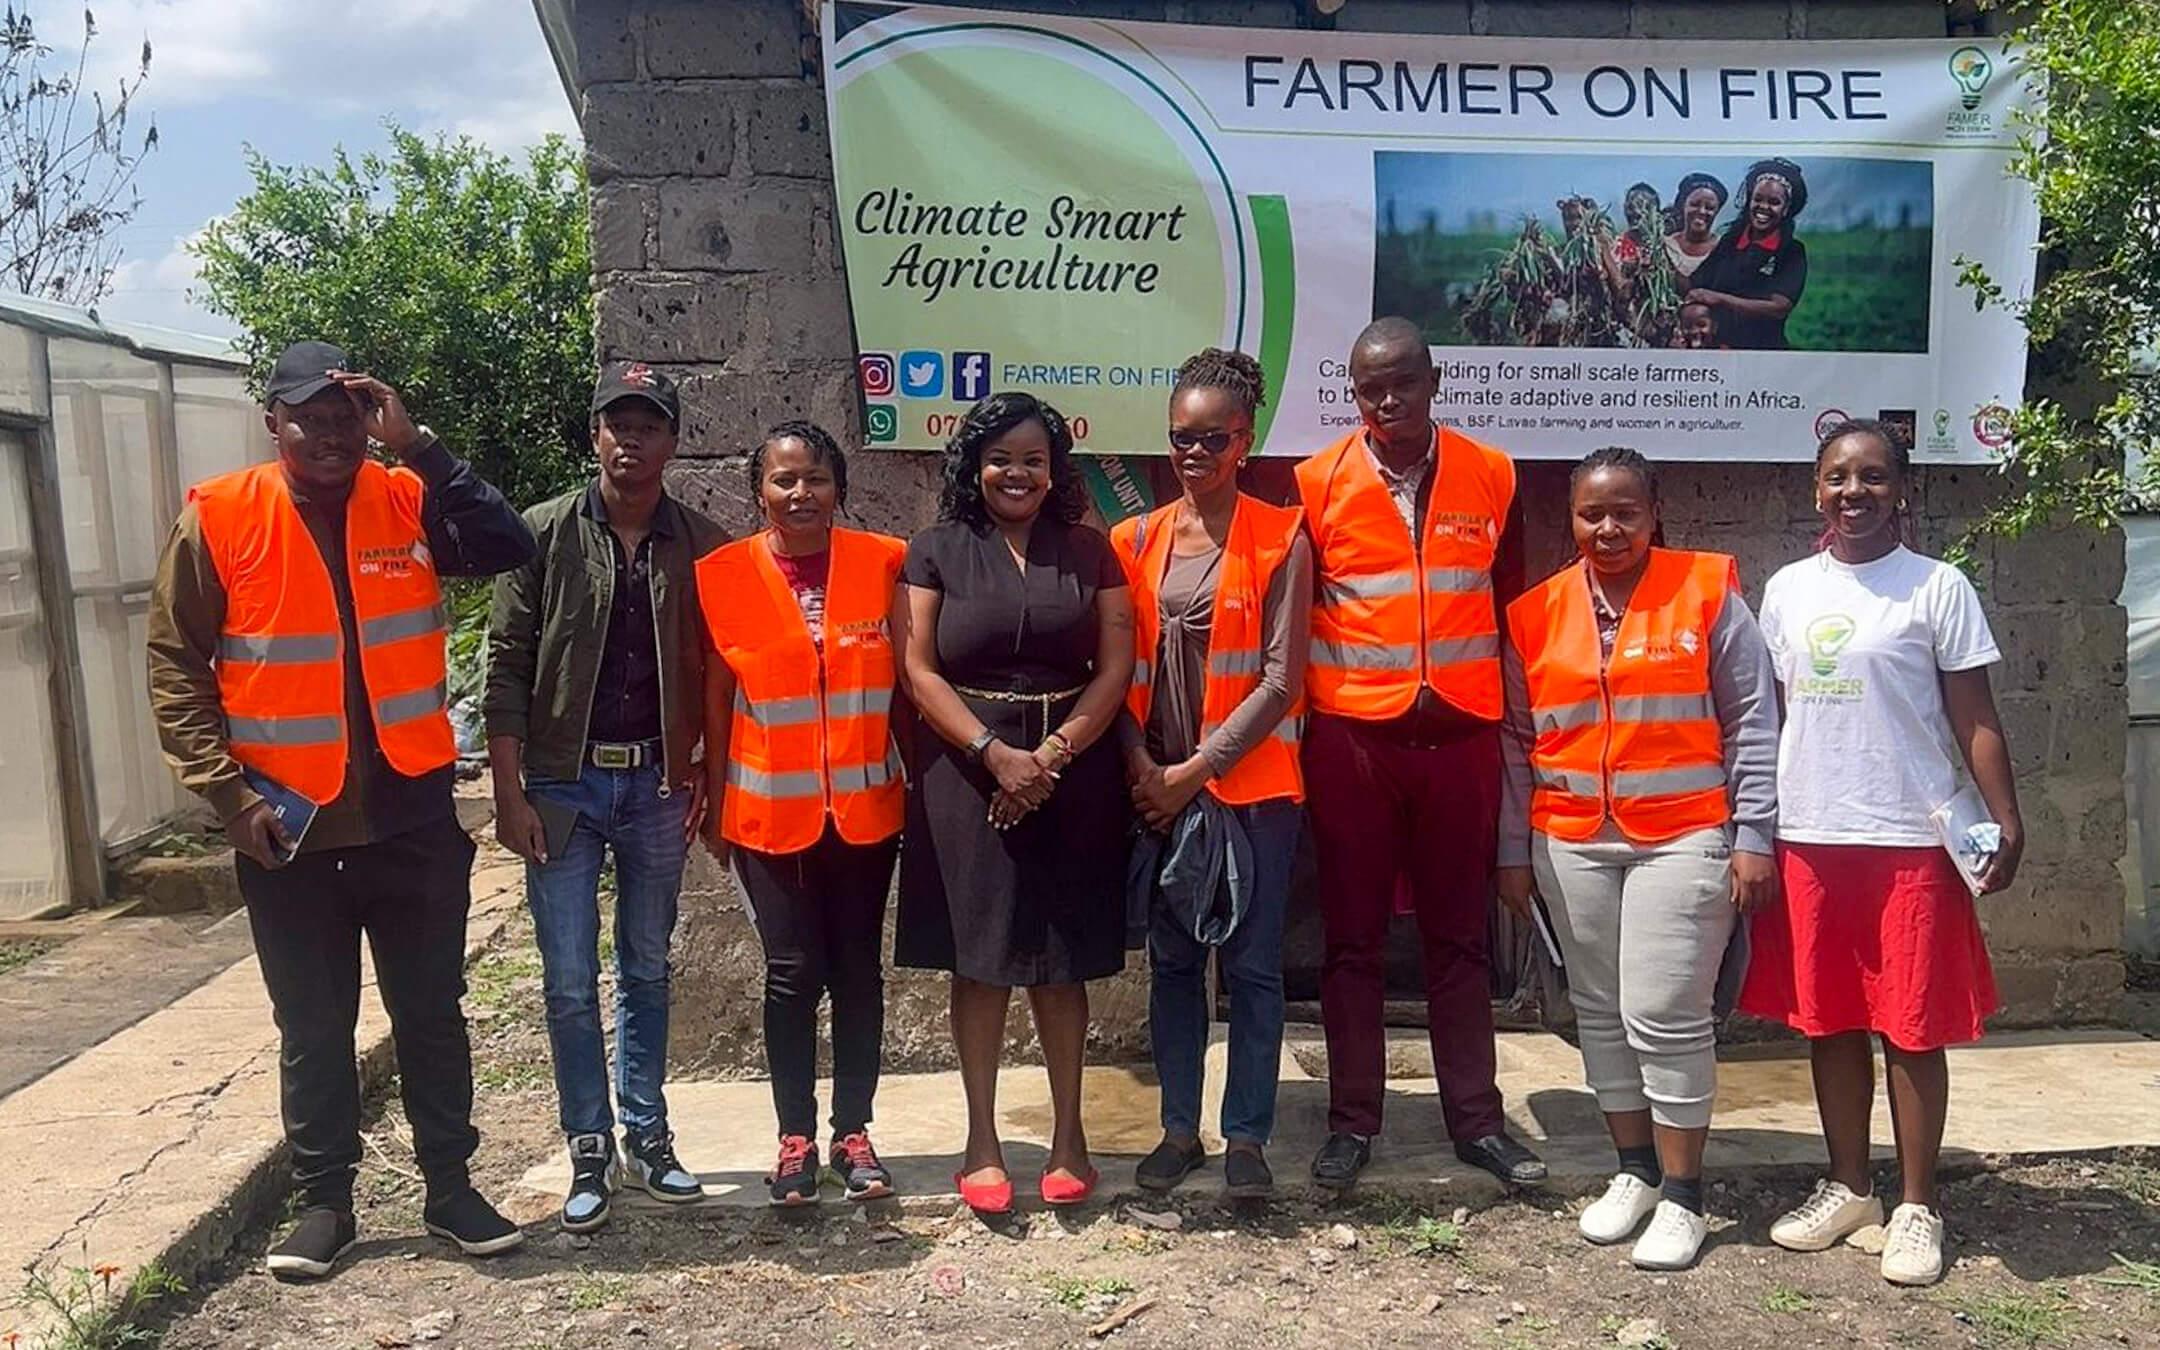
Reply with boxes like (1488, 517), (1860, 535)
(827, 3), (2037, 462)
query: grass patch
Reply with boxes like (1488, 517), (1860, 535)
(568, 1271), (631, 1313)
(2095, 1253), (2160, 1298)
(476, 1059), (550, 1092)
(1043, 1273), (1135, 1311)
(1596, 1316), (1674, 1349)
(0, 937), (57, 976)
(1939, 1286), (2079, 1347)
(1762, 1285), (1815, 1314)
(2098, 1160), (2160, 1206)
(1366, 1199), (1463, 1258)
(13, 1261), (185, 1350)
(466, 945), (543, 1013)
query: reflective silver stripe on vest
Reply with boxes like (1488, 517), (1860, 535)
(1208, 648), (1264, 678)
(734, 690), (820, 728)
(830, 754), (903, 793)
(1533, 698), (1603, 734)
(1424, 567), (1492, 594)
(1426, 634), (1499, 666)
(826, 687), (893, 719)
(1612, 764), (1727, 797)
(227, 713), (344, 747)
(360, 602), (447, 647)
(1532, 765), (1602, 797)
(1611, 693), (1716, 724)
(1133, 658), (1152, 688)
(375, 681), (447, 727)
(725, 762), (824, 799)
(218, 632), (339, 665)
(1310, 639), (1417, 671)
(1320, 570), (1416, 607)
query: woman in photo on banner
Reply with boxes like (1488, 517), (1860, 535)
(1497, 447), (1779, 1273)
(1739, 418), (2024, 1288)
(1683, 157), (1811, 351)
(1113, 348), (1312, 1202)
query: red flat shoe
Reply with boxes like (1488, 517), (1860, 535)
(1039, 1165), (1099, 1207)
(953, 1168), (1014, 1214)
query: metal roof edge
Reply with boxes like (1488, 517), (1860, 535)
(0, 291), (245, 369)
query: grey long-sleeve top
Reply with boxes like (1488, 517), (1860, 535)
(1498, 578), (1779, 866)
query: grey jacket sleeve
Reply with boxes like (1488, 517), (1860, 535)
(1198, 532), (1313, 777)
(1497, 637), (1538, 868)
(1711, 593), (1780, 856)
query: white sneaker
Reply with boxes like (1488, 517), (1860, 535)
(1579, 1173), (1661, 1245)
(1881, 1203), (1946, 1285)
(1770, 1178), (1884, 1252)
(1630, 1200), (1708, 1271)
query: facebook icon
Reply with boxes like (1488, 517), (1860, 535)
(951, 350), (992, 402)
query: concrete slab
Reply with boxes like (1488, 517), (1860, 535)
(518, 1027), (2160, 1212)
(0, 859), (526, 1341)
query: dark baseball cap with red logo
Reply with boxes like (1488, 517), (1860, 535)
(591, 361), (680, 429)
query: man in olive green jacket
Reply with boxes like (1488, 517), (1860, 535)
(483, 362), (728, 1232)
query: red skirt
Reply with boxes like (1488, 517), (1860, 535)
(1738, 842), (1998, 1052)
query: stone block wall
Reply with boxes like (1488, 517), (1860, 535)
(544, 0), (2125, 1072)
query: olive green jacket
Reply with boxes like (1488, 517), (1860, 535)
(483, 485), (728, 786)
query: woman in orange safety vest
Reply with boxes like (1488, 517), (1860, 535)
(696, 421), (906, 1209)
(1496, 447), (1779, 1272)
(1111, 348), (1311, 1202)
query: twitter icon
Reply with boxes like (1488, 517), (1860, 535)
(898, 350), (944, 399)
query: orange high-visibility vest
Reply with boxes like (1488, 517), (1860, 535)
(1505, 548), (1738, 845)
(695, 526), (906, 854)
(1294, 427), (1515, 721)
(192, 460), (454, 806)
(1111, 495), (1306, 806)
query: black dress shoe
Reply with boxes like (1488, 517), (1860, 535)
(1310, 1132), (1371, 1191)
(1455, 1132), (1548, 1186)
(1135, 1137), (1207, 1192)
(1223, 1148), (1274, 1199)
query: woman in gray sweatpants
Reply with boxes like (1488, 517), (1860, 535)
(1496, 448), (1779, 1273)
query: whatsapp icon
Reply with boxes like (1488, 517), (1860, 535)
(865, 403), (899, 444)
(1804, 613), (1858, 676)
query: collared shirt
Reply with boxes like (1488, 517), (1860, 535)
(582, 483), (668, 745)
(1363, 432), (1433, 536)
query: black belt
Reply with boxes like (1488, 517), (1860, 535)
(587, 739), (661, 770)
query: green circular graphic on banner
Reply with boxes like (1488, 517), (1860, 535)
(834, 41), (1234, 453)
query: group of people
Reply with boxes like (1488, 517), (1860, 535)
(146, 315), (2019, 1291)
(1605, 158), (1812, 350)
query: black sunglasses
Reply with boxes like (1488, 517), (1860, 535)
(1167, 429), (1245, 454)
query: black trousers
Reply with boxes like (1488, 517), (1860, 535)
(734, 828), (898, 1139)
(238, 818), (479, 1209)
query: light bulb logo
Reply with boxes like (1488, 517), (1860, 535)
(1949, 46), (1993, 111)
(1805, 614), (1857, 677)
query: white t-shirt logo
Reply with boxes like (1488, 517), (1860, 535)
(1804, 612), (1857, 675)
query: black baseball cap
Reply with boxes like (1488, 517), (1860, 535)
(265, 340), (350, 406)
(592, 361), (680, 428)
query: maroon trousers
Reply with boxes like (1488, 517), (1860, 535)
(1302, 710), (1505, 1141)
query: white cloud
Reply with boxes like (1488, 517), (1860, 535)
(99, 226), (237, 337)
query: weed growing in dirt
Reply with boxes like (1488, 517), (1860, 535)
(1762, 1285), (1815, 1314)
(12, 1261), (184, 1350)
(1596, 1316), (1674, 1349)
(2096, 1253), (2160, 1299)
(1383, 1213), (1464, 1258)
(1939, 1285), (2079, 1347)
(467, 947), (543, 1013)
(1043, 1274), (1135, 1311)
(568, 1272), (632, 1313)
(2099, 1160), (2160, 1206)
(0, 938), (57, 977)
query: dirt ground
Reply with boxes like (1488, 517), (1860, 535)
(147, 910), (2160, 1350)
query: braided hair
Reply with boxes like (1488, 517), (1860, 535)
(750, 419), (849, 513)
(935, 391), (1087, 528)
(1171, 347), (1268, 420)
(1570, 445), (1666, 548)
(1813, 417), (1915, 551)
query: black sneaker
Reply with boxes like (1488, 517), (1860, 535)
(625, 1129), (705, 1203)
(562, 1132), (617, 1232)
(423, 1187), (526, 1256)
(1224, 1147), (1274, 1200)
(830, 1131), (895, 1201)
(1455, 1132), (1549, 1186)
(265, 1206), (355, 1279)
(1310, 1132), (1371, 1191)
(769, 1133), (821, 1207)
(1135, 1137), (1207, 1193)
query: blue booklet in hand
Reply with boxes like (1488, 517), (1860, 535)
(243, 769), (317, 863)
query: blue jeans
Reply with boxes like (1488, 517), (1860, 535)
(525, 763), (690, 1141)
(1149, 798), (1301, 1146)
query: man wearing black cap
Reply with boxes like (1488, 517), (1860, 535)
(147, 341), (537, 1277)
(484, 362), (725, 1231)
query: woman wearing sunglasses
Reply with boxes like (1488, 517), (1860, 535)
(1111, 348), (1311, 1199)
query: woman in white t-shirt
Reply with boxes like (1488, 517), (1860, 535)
(1739, 420), (2024, 1288)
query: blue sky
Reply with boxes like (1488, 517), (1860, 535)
(1376, 151), (1935, 237)
(48, 0), (579, 339)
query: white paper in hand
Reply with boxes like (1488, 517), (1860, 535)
(1929, 785), (1996, 897)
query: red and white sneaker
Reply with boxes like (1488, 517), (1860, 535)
(830, 1131), (894, 1201)
(768, 1134), (821, 1207)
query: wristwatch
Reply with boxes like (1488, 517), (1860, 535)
(965, 729), (998, 762)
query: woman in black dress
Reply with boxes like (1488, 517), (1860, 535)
(893, 392), (1135, 1214)
(1685, 157), (1810, 350)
